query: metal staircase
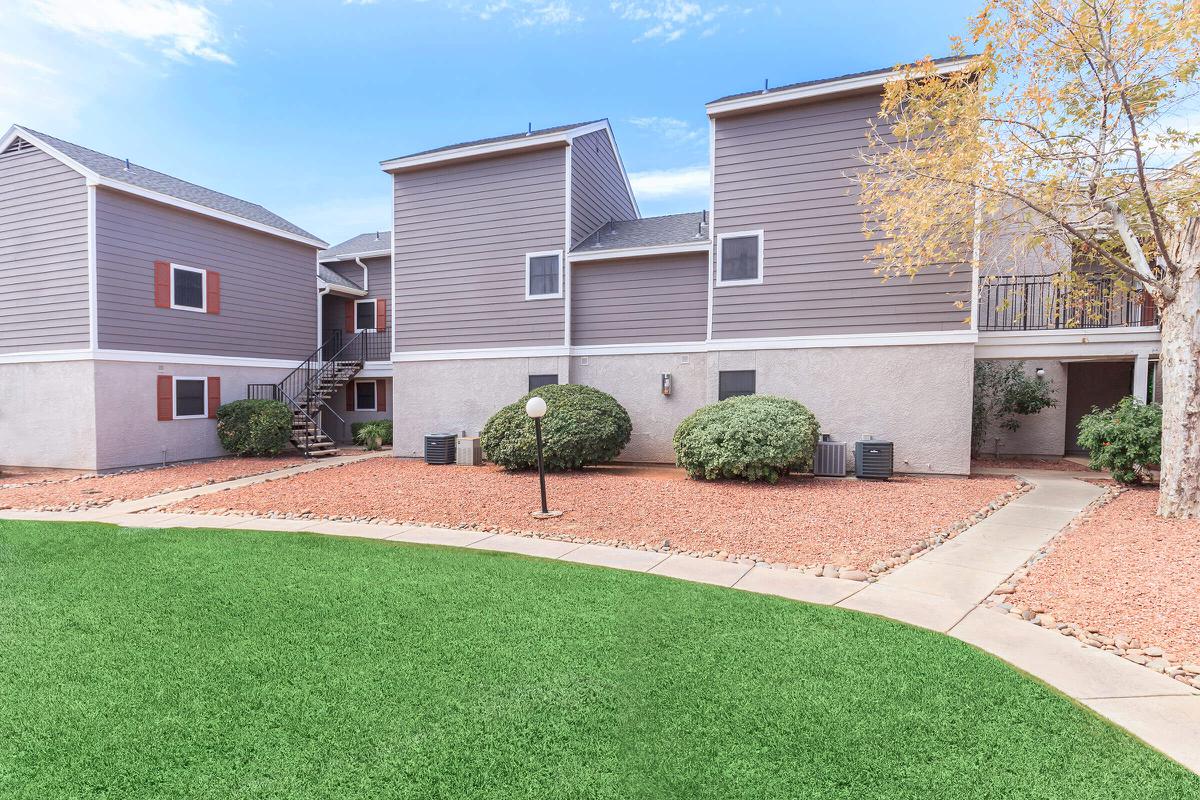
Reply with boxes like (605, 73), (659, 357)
(248, 332), (366, 458)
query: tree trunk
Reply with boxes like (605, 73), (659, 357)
(1157, 218), (1200, 518)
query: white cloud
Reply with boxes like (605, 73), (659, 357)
(24, 0), (233, 64)
(461, 0), (583, 28)
(610, 1), (735, 42)
(0, 52), (59, 75)
(628, 165), (709, 200)
(627, 116), (703, 145)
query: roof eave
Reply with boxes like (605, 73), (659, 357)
(380, 120), (608, 173)
(5, 125), (327, 249)
(704, 56), (977, 117)
(318, 249), (390, 263)
(568, 241), (712, 262)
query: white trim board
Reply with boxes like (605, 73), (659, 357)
(714, 230), (765, 287)
(0, 349), (303, 369)
(568, 241), (711, 262)
(975, 327), (1160, 359)
(319, 250), (390, 263)
(380, 121), (607, 173)
(525, 250), (564, 300)
(171, 375), (209, 420)
(390, 330), (978, 362)
(705, 57), (976, 117)
(2, 126), (327, 249)
(169, 263), (208, 313)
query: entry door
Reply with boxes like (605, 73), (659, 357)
(1064, 362), (1135, 454)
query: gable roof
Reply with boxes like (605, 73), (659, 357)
(706, 55), (977, 116)
(317, 263), (365, 295)
(381, 119), (609, 172)
(319, 231), (392, 262)
(3, 125), (326, 248)
(570, 212), (710, 260)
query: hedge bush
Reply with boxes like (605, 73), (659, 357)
(351, 419), (393, 446)
(673, 395), (820, 483)
(480, 383), (632, 471)
(1076, 396), (1162, 484)
(215, 399), (292, 456)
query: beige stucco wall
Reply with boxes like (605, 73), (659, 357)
(93, 360), (292, 470)
(976, 359), (1068, 457)
(0, 359), (98, 470)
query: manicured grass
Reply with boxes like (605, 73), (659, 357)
(0, 521), (1196, 799)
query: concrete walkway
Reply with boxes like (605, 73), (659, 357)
(1, 466), (1196, 774)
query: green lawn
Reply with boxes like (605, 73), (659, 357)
(1, 521), (1196, 799)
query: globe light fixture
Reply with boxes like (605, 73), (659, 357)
(525, 396), (561, 518)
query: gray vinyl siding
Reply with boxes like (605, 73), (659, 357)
(392, 146), (567, 351)
(94, 187), (318, 360)
(0, 144), (90, 353)
(570, 129), (636, 247)
(571, 252), (707, 345)
(711, 91), (971, 338)
(325, 255), (389, 302)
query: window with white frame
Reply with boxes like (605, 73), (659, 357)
(354, 380), (378, 411)
(171, 264), (207, 311)
(716, 231), (764, 286)
(173, 377), (207, 419)
(525, 251), (562, 299)
(355, 299), (376, 331)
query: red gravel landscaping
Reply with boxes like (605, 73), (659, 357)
(167, 458), (1020, 571)
(1011, 487), (1200, 665)
(972, 456), (1092, 473)
(0, 456), (302, 511)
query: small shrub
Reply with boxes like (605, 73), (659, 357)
(354, 421), (391, 451)
(972, 360), (1058, 455)
(1076, 397), (1162, 484)
(215, 399), (292, 456)
(672, 395), (821, 483)
(480, 383), (632, 471)
(351, 420), (393, 446)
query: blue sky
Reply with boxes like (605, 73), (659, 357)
(2, 0), (974, 245)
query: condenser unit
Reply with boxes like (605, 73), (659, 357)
(424, 433), (457, 465)
(855, 438), (894, 480)
(456, 436), (482, 466)
(813, 434), (847, 477)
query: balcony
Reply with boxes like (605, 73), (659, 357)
(978, 275), (1158, 332)
(318, 329), (391, 362)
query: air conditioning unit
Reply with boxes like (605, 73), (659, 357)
(424, 433), (457, 465)
(456, 436), (482, 466)
(855, 437), (894, 480)
(813, 434), (847, 477)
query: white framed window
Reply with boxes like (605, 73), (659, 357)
(173, 377), (208, 419)
(525, 250), (563, 300)
(354, 299), (377, 332)
(170, 264), (207, 312)
(353, 380), (378, 411)
(715, 230), (764, 287)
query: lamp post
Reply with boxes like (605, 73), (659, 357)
(525, 396), (562, 518)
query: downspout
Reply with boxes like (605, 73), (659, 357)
(317, 284), (329, 349)
(354, 257), (369, 293)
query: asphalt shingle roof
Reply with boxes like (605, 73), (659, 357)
(571, 212), (709, 253)
(317, 263), (362, 292)
(18, 126), (323, 244)
(319, 231), (392, 261)
(708, 55), (974, 105)
(384, 120), (604, 163)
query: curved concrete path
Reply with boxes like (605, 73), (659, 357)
(1, 466), (1196, 773)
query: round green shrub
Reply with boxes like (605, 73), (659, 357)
(673, 395), (821, 483)
(215, 399), (292, 456)
(480, 383), (632, 471)
(1076, 396), (1162, 484)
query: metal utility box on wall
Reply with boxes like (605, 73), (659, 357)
(813, 435), (847, 477)
(855, 438), (894, 480)
(424, 433), (457, 465)
(456, 436), (482, 466)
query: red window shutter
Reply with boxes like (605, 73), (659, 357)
(344, 300), (355, 333)
(206, 271), (220, 314)
(154, 261), (171, 308)
(346, 382), (356, 412)
(376, 379), (386, 412)
(375, 298), (387, 331)
(207, 376), (221, 419)
(156, 375), (173, 421)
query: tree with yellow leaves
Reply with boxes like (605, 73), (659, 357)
(858, 0), (1200, 517)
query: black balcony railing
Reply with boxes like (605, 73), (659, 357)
(978, 274), (1158, 331)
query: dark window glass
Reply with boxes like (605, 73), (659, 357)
(528, 374), (558, 391)
(356, 301), (376, 331)
(720, 235), (760, 282)
(355, 381), (377, 410)
(528, 254), (560, 296)
(175, 379), (206, 417)
(172, 267), (204, 309)
(718, 370), (755, 401)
